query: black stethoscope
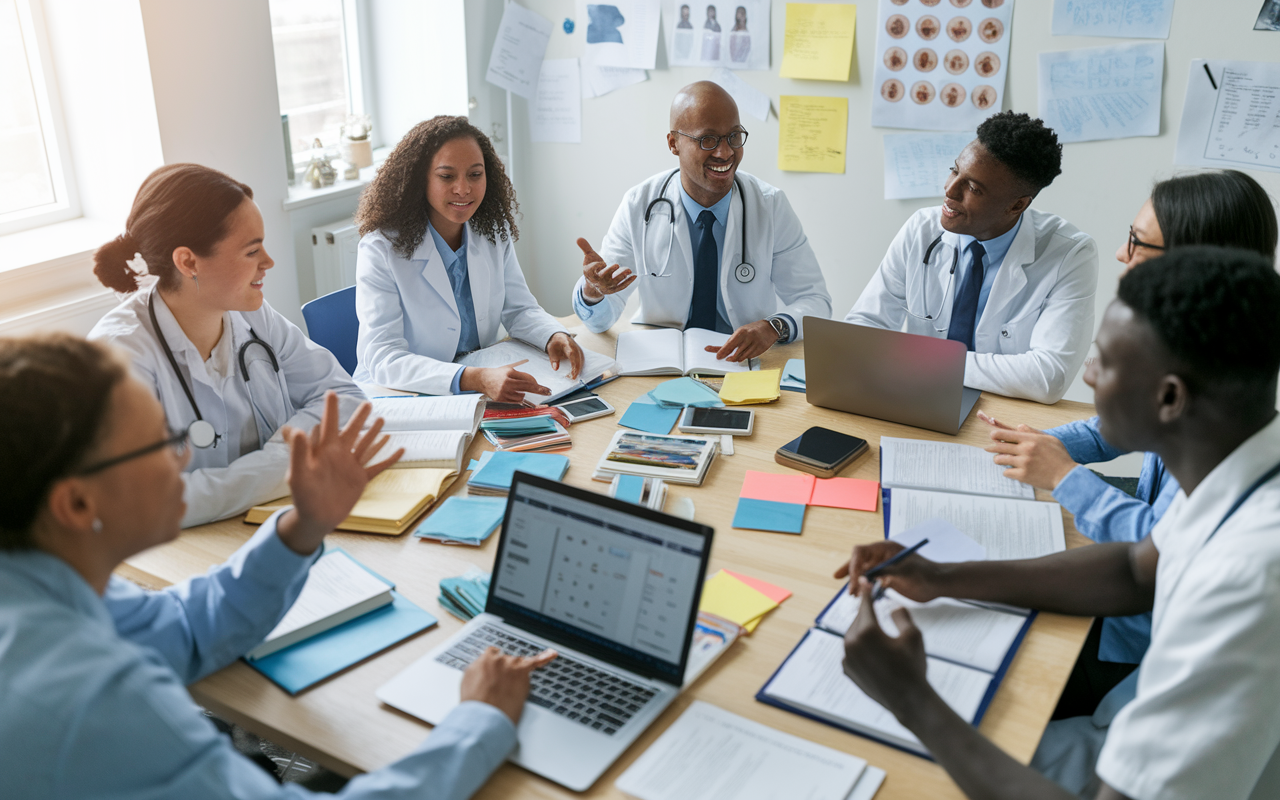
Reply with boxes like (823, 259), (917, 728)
(148, 293), (280, 450)
(641, 169), (756, 284)
(906, 233), (959, 332)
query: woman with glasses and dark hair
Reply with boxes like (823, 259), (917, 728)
(981, 168), (1278, 712)
(0, 340), (554, 797)
(88, 164), (368, 528)
(353, 115), (583, 402)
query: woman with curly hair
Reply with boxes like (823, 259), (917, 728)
(353, 116), (583, 401)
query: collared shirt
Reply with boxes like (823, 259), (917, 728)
(0, 511), (517, 799)
(953, 215), (1022, 325)
(428, 222), (479, 396)
(1049, 416), (1180, 664)
(1095, 415), (1280, 800)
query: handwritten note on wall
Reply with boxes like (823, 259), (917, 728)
(1038, 42), (1163, 143)
(1175, 59), (1280, 174)
(778, 95), (848, 173)
(485, 2), (553, 99)
(780, 3), (857, 81)
(529, 59), (582, 143)
(883, 132), (973, 200)
(1051, 0), (1176, 39)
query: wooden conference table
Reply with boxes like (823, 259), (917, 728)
(120, 323), (1096, 800)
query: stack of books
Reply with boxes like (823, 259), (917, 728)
(466, 451), (570, 496)
(438, 568), (491, 620)
(367, 395), (485, 472)
(479, 415), (571, 453)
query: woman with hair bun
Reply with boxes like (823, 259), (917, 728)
(353, 115), (583, 401)
(89, 163), (367, 528)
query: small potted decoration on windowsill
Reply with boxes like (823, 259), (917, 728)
(341, 114), (374, 172)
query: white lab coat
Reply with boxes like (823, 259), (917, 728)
(572, 169), (832, 337)
(845, 207), (1098, 404)
(89, 288), (367, 528)
(353, 227), (567, 395)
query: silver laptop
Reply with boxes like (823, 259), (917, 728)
(376, 472), (713, 792)
(803, 317), (981, 435)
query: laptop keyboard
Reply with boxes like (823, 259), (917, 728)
(436, 624), (658, 735)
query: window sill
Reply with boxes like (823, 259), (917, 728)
(0, 216), (118, 275)
(282, 146), (389, 212)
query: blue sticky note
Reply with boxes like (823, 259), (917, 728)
(648, 377), (724, 408)
(414, 497), (507, 543)
(615, 474), (646, 504)
(732, 497), (806, 534)
(469, 451), (570, 490)
(619, 400), (681, 434)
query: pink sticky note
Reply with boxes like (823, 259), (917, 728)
(809, 477), (880, 511)
(740, 470), (816, 504)
(723, 569), (793, 604)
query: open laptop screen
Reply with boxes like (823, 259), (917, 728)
(487, 473), (712, 685)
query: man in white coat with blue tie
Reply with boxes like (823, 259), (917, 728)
(571, 81), (832, 362)
(845, 112), (1098, 404)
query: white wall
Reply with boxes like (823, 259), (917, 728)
(476, 0), (1280, 405)
(138, 0), (303, 326)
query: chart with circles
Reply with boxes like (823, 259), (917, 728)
(871, 0), (1014, 132)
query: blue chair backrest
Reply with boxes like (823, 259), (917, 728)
(302, 285), (359, 375)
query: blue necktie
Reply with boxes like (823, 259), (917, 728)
(688, 210), (719, 331)
(445, 251), (481, 356)
(947, 241), (986, 351)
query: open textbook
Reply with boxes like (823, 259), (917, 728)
(456, 339), (617, 405)
(880, 437), (1066, 560)
(615, 328), (757, 376)
(758, 583), (1033, 758)
(369, 395), (484, 472)
(246, 468), (457, 535)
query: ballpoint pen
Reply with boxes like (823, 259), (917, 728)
(864, 538), (929, 601)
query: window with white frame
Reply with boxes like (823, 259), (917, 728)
(269, 0), (369, 164)
(0, 0), (77, 236)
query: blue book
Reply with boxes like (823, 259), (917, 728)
(247, 551), (436, 695)
(414, 496), (507, 544)
(467, 451), (570, 494)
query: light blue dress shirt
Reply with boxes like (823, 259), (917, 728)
(953, 215), (1022, 325)
(428, 222), (480, 396)
(1049, 416), (1179, 664)
(0, 510), (517, 799)
(573, 183), (796, 342)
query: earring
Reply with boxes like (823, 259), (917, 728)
(192, 273), (200, 293)
(91, 519), (103, 534)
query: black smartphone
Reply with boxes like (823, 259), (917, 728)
(775, 427), (869, 477)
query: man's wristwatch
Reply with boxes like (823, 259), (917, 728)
(768, 316), (790, 343)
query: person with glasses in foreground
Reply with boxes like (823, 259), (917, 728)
(978, 170), (1278, 722)
(0, 339), (555, 799)
(571, 81), (832, 362)
(845, 112), (1099, 404)
(840, 247), (1280, 800)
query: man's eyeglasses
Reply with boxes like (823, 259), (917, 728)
(76, 427), (191, 476)
(672, 129), (749, 150)
(1127, 227), (1166, 260)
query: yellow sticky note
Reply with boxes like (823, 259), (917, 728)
(719, 369), (781, 405)
(780, 3), (857, 81)
(778, 96), (848, 174)
(699, 570), (779, 631)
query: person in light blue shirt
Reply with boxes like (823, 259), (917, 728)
(983, 168), (1278, 706)
(0, 334), (555, 799)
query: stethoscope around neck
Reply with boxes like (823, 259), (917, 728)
(906, 234), (960, 332)
(640, 169), (756, 285)
(147, 292), (280, 450)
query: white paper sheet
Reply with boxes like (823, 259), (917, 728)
(870, 0), (1015, 132)
(890, 517), (987, 563)
(663, 0), (771, 71)
(457, 339), (617, 405)
(580, 0), (661, 70)
(529, 58), (582, 143)
(485, 2), (553, 99)
(368, 395), (483, 431)
(1038, 42), (1163, 144)
(581, 44), (648, 98)
(880, 437), (1035, 499)
(616, 701), (869, 800)
(1174, 59), (1280, 174)
(1051, 0), (1176, 39)
(886, 488), (1067, 561)
(882, 131), (972, 199)
(709, 67), (771, 121)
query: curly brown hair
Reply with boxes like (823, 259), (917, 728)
(356, 116), (519, 258)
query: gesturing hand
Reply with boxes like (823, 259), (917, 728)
(842, 577), (929, 718)
(461, 646), (558, 725)
(984, 425), (1077, 491)
(578, 237), (635, 303)
(703, 320), (776, 363)
(277, 393), (404, 555)
(460, 359), (550, 404)
(546, 332), (584, 380)
(834, 540), (943, 603)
